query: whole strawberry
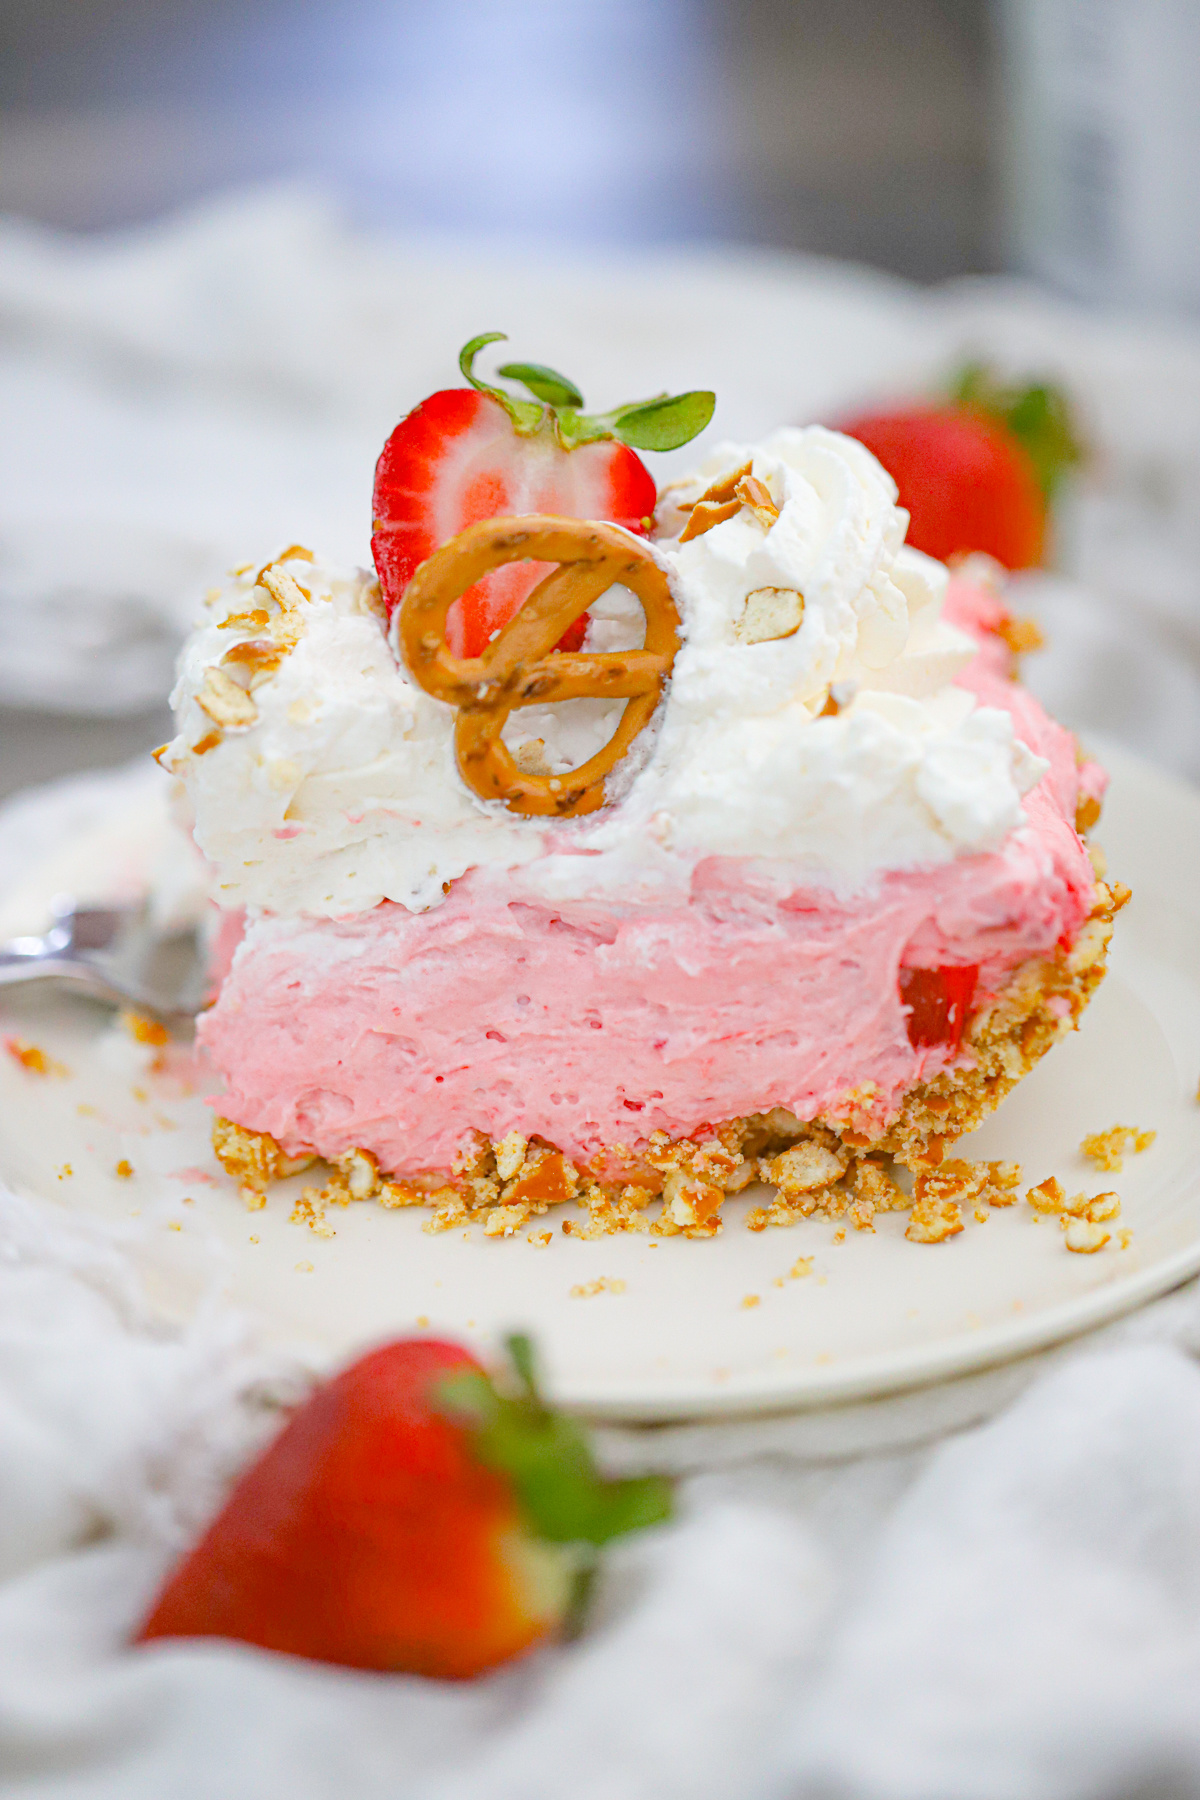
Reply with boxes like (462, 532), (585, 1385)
(136, 1334), (671, 1679)
(841, 364), (1082, 570)
(372, 333), (714, 655)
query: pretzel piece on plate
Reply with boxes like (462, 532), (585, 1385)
(397, 516), (680, 818)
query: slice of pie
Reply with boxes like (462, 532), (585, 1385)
(162, 341), (1120, 1240)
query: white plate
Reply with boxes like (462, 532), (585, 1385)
(2, 743), (1199, 1421)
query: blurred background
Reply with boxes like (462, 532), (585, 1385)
(1, 0), (993, 277)
(2, 0), (1200, 801)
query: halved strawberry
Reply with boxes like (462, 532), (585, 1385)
(372, 334), (714, 656)
(135, 1333), (671, 1680)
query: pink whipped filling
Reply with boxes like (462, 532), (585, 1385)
(199, 578), (1103, 1177)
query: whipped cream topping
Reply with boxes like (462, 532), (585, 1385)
(166, 426), (1048, 918)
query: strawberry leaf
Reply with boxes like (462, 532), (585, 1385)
(436, 1335), (673, 1549)
(497, 361), (585, 409)
(950, 361), (1084, 503)
(607, 390), (716, 451)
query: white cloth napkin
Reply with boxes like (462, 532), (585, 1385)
(3, 766), (1200, 1800)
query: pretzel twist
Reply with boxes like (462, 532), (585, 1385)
(397, 516), (680, 817)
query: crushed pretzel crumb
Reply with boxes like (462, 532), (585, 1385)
(291, 1188), (336, 1239)
(377, 1179), (427, 1209)
(1065, 1219), (1110, 1254)
(1026, 1176), (1067, 1214)
(114, 1159), (134, 1179)
(4, 1036), (67, 1076)
(569, 1276), (627, 1298)
(677, 462), (780, 541)
(218, 606), (270, 633)
(1080, 1125), (1155, 1172)
(197, 666), (258, 730)
(852, 1159), (909, 1212)
(1075, 793), (1102, 834)
(336, 1146), (380, 1200)
(773, 1255), (815, 1287)
(212, 1117), (315, 1187)
(221, 638), (285, 687)
(737, 586), (804, 645)
(119, 1009), (169, 1047)
(256, 544), (315, 579)
(997, 613), (1046, 658)
(494, 1130), (528, 1182)
(905, 1195), (964, 1244)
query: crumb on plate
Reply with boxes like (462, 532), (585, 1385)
(1079, 1125), (1155, 1172)
(119, 1009), (169, 1047)
(4, 1036), (68, 1077)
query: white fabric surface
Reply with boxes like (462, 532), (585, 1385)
(3, 765), (1200, 1799)
(4, 189), (1200, 1797)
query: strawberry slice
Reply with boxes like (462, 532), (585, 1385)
(372, 333), (714, 656)
(135, 1334), (671, 1679)
(840, 365), (1082, 571)
(900, 965), (979, 1052)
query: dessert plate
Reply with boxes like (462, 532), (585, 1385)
(1, 742), (1198, 1422)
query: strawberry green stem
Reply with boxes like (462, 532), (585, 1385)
(456, 333), (715, 454)
(949, 361), (1084, 502)
(436, 1334), (673, 1551)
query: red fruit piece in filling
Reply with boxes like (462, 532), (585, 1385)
(900, 964), (979, 1051)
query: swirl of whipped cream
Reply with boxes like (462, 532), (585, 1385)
(165, 428), (1047, 917)
(659, 426), (917, 706)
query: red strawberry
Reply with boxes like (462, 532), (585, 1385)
(135, 1334), (671, 1680)
(372, 333), (714, 656)
(841, 366), (1082, 571)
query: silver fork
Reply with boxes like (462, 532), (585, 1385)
(0, 897), (208, 1021)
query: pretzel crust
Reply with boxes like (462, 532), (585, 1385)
(396, 516), (680, 817)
